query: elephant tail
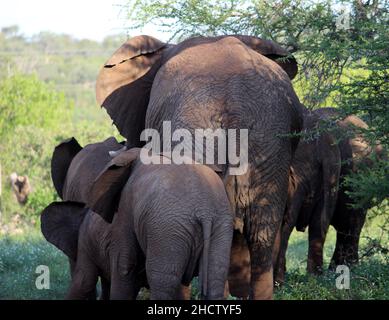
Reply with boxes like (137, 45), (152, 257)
(199, 220), (212, 299)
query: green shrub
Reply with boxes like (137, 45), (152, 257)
(0, 74), (73, 138)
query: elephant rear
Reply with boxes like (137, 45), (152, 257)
(137, 163), (234, 300)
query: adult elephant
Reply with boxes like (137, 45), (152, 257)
(96, 35), (304, 299)
(273, 107), (386, 284)
(273, 109), (341, 284)
(315, 108), (386, 269)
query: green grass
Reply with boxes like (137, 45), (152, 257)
(0, 230), (70, 299)
(274, 225), (389, 300)
(0, 217), (388, 300)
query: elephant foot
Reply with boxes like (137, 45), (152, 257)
(178, 284), (191, 300)
(307, 261), (323, 275)
(250, 269), (273, 300)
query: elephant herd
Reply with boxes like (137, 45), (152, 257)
(40, 35), (384, 300)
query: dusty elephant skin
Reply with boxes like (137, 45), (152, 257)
(273, 108), (386, 284)
(96, 34), (305, 299)
(41, 138), (233, 300)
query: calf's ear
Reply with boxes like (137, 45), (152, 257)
(41, 201), (87, 261)
(51, 137), (82, 199)
(88, 148), (141, 223)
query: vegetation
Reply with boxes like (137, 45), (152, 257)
(1, 218), (387, 299)
(0, 26), (126, 123)
(0, 0), (388, 300)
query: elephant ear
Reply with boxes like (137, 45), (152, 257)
(233, 35), (298, 80)
(51, 137), (82, 199)
(96, 35), (168, 146)
(41, 201), (87, 261)
(317, 131), (341, 235)
(88, 148), (141, 223)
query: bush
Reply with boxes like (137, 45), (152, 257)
(0, 74), (122, 226)
(0, 74), (73, 138)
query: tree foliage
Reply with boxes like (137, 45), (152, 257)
(0, 74), (73, 140)
(0, 29), (126, 121)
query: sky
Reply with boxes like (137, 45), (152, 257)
(0, 0), (168, 41)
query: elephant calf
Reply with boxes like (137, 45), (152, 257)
(41, 138), (233, 300)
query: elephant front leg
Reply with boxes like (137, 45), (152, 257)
(66, 259), (98, 300)
(110, 258), (142, 300)
(110, 266), (141, 299)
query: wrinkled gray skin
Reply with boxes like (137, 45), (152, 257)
(273, 107), (386, 284)
(41, 137), (233, 300)
(97, 35), (305, 299)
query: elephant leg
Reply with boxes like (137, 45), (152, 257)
(99, 277), (111, 300)
(110, 261), (141, 300)
(148, 271), (183, 300)
(66, 257), (98, 300)
(329, 230), (360, 269)
(248, 243), (274, 300)
(329, 205), (365, 269)
(179, 284), (191, 300)
(146, 243), (187, 300)
(307, 202), (330, 275)
(273, 221), (294, 285)
(228, 231), (251, 299)
(246, 164), (289, 300)
(110, 230), (142, 300)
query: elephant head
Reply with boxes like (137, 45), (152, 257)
(51, 136), (124, 203)
(96, 35), (298, 146)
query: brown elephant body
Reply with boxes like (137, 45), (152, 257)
(41, 138), (233, 300)
(97, 35), (305, 299)
(273, 107), (385, 284)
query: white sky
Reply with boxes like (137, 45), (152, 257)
(0, 0), (169, 41)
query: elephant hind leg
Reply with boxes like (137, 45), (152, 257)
(245, 165), (289, 300)
(228, 231), (251, 299)
(307, 199), (330, 275)
(145, 244), (187, 300)
(148, 270), (183, 300)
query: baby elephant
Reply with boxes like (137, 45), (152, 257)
(41, 138), (233, 300)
